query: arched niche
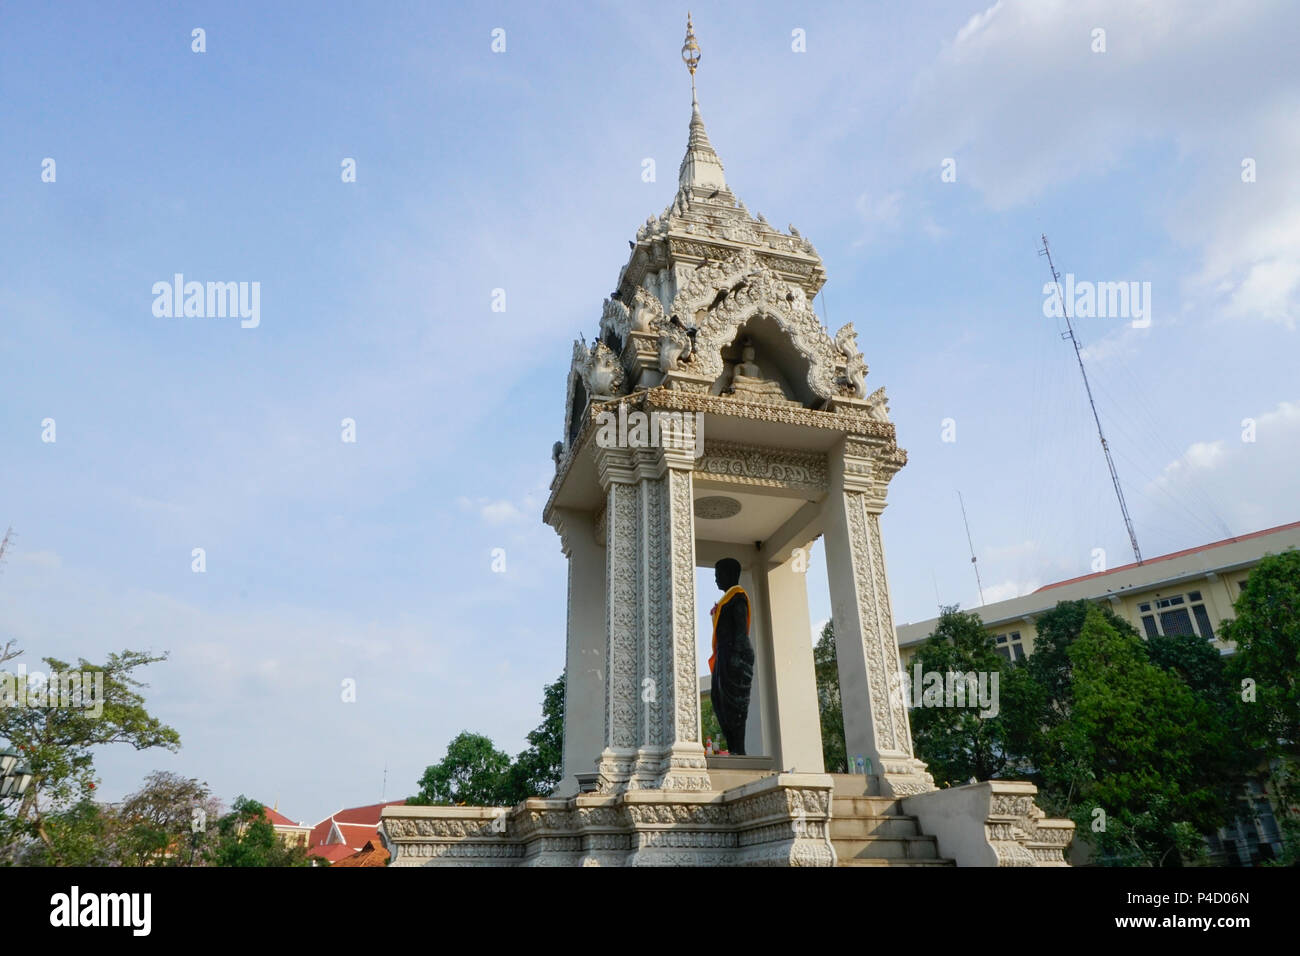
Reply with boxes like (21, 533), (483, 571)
(710, 313), (817, 407)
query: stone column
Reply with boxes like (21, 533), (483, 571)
(758, 551), (825, 773)
(629, 458), (665, 790)
(644, 421), (710, 791)
(550, 508), (606, 797)
(594, 446), (642, 793)
(822, 438), (933, 797)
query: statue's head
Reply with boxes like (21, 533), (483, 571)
(714, 558), (741, 591)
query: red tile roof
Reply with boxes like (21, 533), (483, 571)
(308, 843), (357, 863)
(332, 801), (405, 825)
(1034, 520), (1300, 594)
(331, 839), (390, 868)
(262, 806), (301, 828)
(309, 817), (335, 848)
(309, 800), (406, 851)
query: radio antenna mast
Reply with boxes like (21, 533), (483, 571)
(957, 492), (986, 606)
(1040, 235), (1143, 565)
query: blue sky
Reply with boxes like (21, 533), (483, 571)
(2, 0), (1297, 825)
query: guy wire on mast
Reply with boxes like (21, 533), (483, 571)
(1039, 235), (1143, 566)
(958, 492), (985, 606)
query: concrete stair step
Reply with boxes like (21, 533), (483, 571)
(829, 773), (882, 797)
(832, 835), (941, 861)
(838, 857), (956, 867)
(828, 772), (955, 866)
(829, 815), (920, 839)
(832, 795), (902, 817)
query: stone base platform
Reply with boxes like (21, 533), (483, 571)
(380, 771), (835, 867)
(378, 771), (1074, 867)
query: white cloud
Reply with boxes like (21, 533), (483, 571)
(980, 578), (1040, 604)
(954, 0), (1005, 48)
(1184, 441), (1226, 471)
(457, 496), (527, 525)
(480, 500), (525, 525)
(1079, 323), (1149, 364)
(897, 0), (1300, 326)
(1147, 400), (1300, 532)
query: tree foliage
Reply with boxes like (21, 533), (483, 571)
(1051, 607), (1238, 865)
(908, 606), (1015, 785)
(117, 771), (222, 867)
(1222, 549), (1300, 864)
(846, 592), (1273, 866)
(1224, 549), (1300, 756)
(700, 693), (725, 752)
(501, 673), (566, 803)
(412, 673), (567, 807)
(813, 622), (847, 772)
(412, 732), (511, 806)
(1, 648), (180, 865)
(207, 796), (311, 867)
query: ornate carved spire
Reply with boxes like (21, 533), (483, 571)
(678, 13), (726, 192)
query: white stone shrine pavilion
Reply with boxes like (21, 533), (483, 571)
(379, 17), (1074, 867)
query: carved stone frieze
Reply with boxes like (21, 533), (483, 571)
(697, 439), (827, 491)
(380, 776), (838, 867)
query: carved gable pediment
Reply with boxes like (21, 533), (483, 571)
(666, 252), (847, 404)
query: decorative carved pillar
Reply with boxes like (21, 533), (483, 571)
(594, 446), (642, 793)
(822, 438), (934, 798)
(629, 454), (665, 790)
(647, 422), (710, 792)
(550, 508), (607, 797)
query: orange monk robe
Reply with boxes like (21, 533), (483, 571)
(709, 585), (750, 673)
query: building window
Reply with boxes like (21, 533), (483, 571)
(1192, 604), (1215, 641)
(1139, 591), (1217, 641)
(993, 631), (1025, 662)
(1159, 607), (1196, 636)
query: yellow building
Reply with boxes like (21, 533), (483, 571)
(894, 519), (1300, 865)
(896, 520), (1300, 668)
(262, 805), (311, 848)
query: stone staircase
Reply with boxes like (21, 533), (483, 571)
(828, 774), (955, 867)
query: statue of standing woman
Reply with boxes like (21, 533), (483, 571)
(709, 558), (755, 755)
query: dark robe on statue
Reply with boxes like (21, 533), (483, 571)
(710, 584), (754, 755)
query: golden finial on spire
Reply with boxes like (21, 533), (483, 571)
(681, 12), (701, 78)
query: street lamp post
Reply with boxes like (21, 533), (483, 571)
(0, 746), (34, 798)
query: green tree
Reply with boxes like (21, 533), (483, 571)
(700, 693), (726, 752)
(1000, 600), (1144, 801)
(1222, 550), (1300, 864)
(501, 673), (566, 803)
(116, 771), (222, 866)
(208, 796), (311, 867)
(813, 622), (847, 772)
(0, 648), (180, 865)
(909, 607), (1015, 786)
(1224, 550), (1300, 756)
(411, 732), (512, 806)
(15, 799), (119, 867)
(1050, 607), (1236, 865)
